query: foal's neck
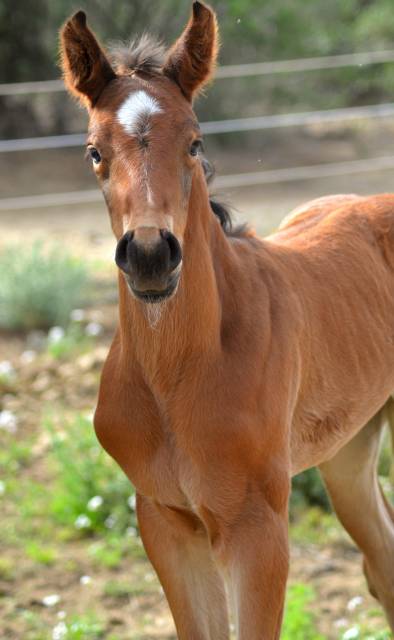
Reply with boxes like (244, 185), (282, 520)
(118, 176), (232, 379)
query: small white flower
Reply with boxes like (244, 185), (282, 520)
(0, 410), (17, 433)
(57, 611), (66, 619)
(74, 514), (91, 529)
(52, 621), (67, 639)
(0, 361), (15, 378)
(347, 596), (363, 611)
(104, 515), (116, 529)
(48, 326), (65, 344)
(156, 617), (167, 628)
(43, 593), (61, 607)
(334, 618), (349, 629)
(85, 322), (103, 337)
(80, 575), (92, 585)
(343, 627), (360, 640)
(144, 572), (155, 583)
(87, 495), (103, 511)
(0, 481), (5, 495)
(70, 309), (85, 322)
(127, 495), (136, 510)
(20, 350), (36, 364)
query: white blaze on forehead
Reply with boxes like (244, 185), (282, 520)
(117, 90), (162, 135)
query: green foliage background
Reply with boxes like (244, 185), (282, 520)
(2, 0), (394, 82)
(2, 0), (394, 137)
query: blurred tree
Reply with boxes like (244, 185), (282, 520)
(2, 0), (394, 137)
(0, 0), (51, 82)
(2, 0), (394, 83)
(0, 0), (187, 83)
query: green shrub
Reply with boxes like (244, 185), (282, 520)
(46, 413), (136, 539)
(0, 241), (89, 331)
(25, 542), (57, 566)
(52, 614), (104, 640)
(46, 323), (93, 360)
(291, 468), (331, 512)
(378, 428), (393, 478)
(282, 583), (325, 640)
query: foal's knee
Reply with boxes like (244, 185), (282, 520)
(363, 555), (394, 603)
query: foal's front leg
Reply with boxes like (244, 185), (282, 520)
(137, 494), (230, 640)
(212, 483), (290, 639)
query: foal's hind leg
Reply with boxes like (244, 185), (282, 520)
(319, 409), (394, 631)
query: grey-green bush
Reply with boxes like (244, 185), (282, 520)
(291, 468), (331, 512)
(0, 242), (89, 331)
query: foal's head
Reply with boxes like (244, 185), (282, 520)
(60, 2), (218, 302)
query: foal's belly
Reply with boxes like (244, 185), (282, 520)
(290, 387), (393, 475)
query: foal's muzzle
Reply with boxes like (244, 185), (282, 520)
(115, 227), (182, 302)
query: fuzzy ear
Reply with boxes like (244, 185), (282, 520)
(60, 11), (116, 108)
(163, 1), (218, 101)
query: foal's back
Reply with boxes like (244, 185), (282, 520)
(265, 193), (394, 472)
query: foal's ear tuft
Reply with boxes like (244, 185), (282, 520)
(163, 1), (218, 101)
(60, 11), (116, 108)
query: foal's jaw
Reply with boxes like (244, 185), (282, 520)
(126, 268), (182, 304)
(123, 264), (182, 304)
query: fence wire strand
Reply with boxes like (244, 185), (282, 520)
(2, 49), (394, 94)
(2, 156), (394, 211)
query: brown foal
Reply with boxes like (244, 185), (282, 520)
(60, 3), (394, 637)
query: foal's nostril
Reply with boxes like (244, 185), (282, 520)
(115, 231), (134, 274)
(160, 229), (182, 271)
(115, 228), (182, 283)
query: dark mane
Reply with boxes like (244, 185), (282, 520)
(202, 157), (249, 238)
(109, 34), (166, 76)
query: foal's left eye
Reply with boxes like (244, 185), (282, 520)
(88, 147), (101, 164)
(189, 140), (203, 157)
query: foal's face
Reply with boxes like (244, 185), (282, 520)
(60, 2), (218, 302)
(87, 76), (201, 300)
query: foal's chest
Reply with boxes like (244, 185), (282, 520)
(97, 395), (200, 510)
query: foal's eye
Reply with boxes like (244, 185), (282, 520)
(88, 146), (101, 164)
(189, 140), (203, 157)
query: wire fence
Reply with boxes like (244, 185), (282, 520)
(2, 50), (394, 210)
(3, 156), (394, 211)
(2, 49), (394, 95)
(2, 102), (394, 153)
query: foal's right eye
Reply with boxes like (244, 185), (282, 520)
(189, 140), (203, 157)
(88, 147), (101, 164)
